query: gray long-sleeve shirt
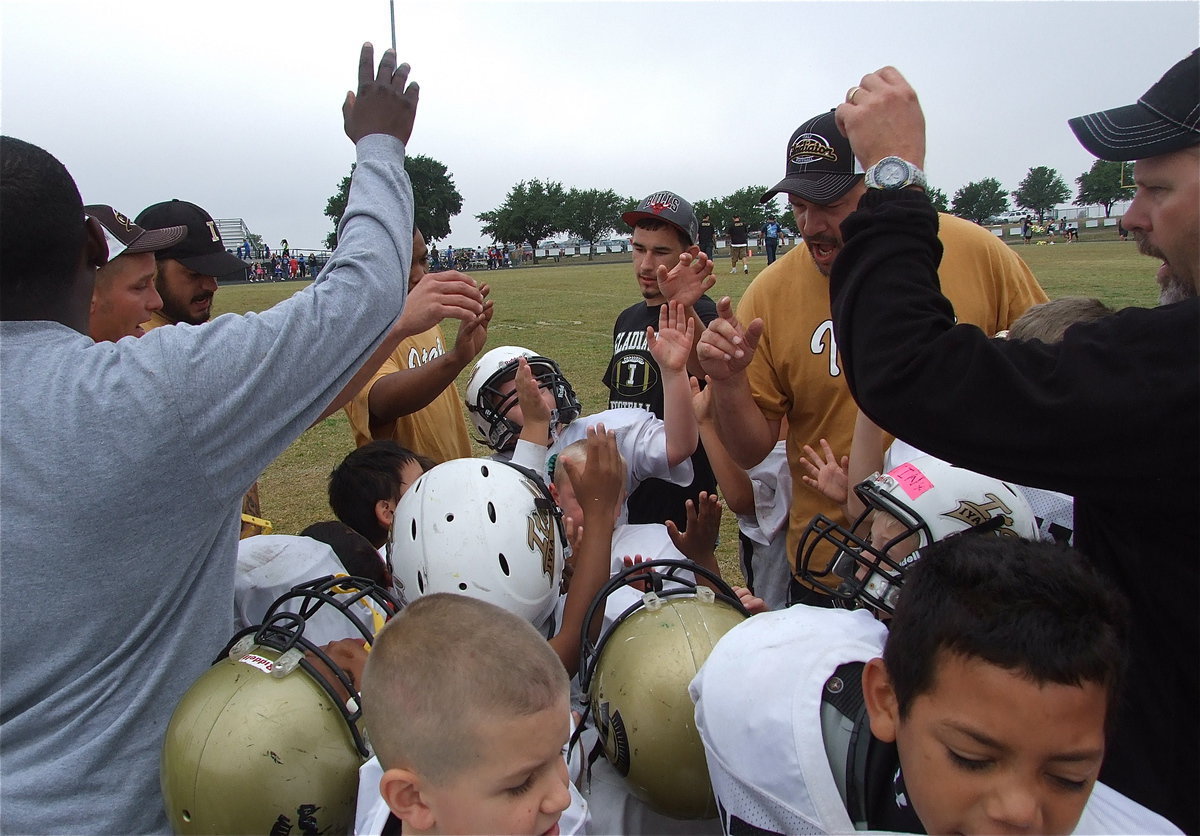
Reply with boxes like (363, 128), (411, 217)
(0, 134), (413, 834)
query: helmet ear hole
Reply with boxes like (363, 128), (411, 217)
(498, 553), (511, 576)
(417, 571), (425, 594)
(409, 519), (417, 540)
(445, 513), (454, 522)
(480, 464), (490, 477)
(487, 502), (497, 523)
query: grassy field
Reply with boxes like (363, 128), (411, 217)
(215, 236), (1157, 585)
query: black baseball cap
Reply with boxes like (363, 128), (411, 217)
(1069, 48), (1200, 162)
(622, 190), (698, 245)
(84, 204), (186, 258)
(135, 199), (248, 277)
(760, 109), (862, 205)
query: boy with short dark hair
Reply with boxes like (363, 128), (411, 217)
(327, 440), (433, 551)
(361, 593), (573, 836)
(692, 535), (1176, 834)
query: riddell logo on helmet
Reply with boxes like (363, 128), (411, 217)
(643, 192), (680, 214)
(789, 134), (838, 165)
(238, 653), (275, 674)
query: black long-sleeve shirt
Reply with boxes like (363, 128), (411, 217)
(829, 188), (1200, 834)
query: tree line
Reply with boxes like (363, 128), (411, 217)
(322, 158), (1132, 253)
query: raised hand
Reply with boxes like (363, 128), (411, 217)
(834, 65), (925, 172)
(514, 356), (552, 432)
(799, 438), (850, 505)
(666, 492), (722, 563)
(697, 296), (764, 380)
(451, 282), (493, 363)
(560, 424), (622, 523)
(343, 42), (420, 145)
(394, 270), (485, 337)
(647, 300), (695, 374)
(657, 247), (716, 308)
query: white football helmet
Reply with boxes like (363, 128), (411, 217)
(464, 345), (581, 451)
(391, 458), (565, 633)
(797, 455), (1038, 615)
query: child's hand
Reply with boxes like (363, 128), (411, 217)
(560, 424), (622, 522)
(657, 247), (716, 309)
(621, 555), (653, 592)
(666, 492), (722, 562)
(733, 586), (768, 615)
(799, 438), (849, 505)
(515, 356), (552, 435)
(647, 300), (695, 374)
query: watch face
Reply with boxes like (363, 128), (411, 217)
(880, 159), (908, 187)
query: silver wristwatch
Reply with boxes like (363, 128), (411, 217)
(864, 156), (927, 191)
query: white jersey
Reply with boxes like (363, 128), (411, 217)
(735, 440), (792, 611)
(512, 408), (694, 523)
(690, 605), (1181, 835)
(235, 535), (389, 646)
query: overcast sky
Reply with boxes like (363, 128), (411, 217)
(3, 1), (1196, 249)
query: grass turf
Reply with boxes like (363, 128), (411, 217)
(214, 236), (1158, 586)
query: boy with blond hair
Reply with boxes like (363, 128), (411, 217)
(361, 593), (574, 836)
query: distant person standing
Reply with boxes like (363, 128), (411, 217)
(762, 217), (782, 264)
(727, 213), (749, 273)
(1022, 214), (1033, 244)
(697, 212), (716, 261)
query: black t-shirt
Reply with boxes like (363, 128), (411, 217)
(698, 219), (715, 247)
(605, 297), (719, 528)
(728, 222), (748, 246)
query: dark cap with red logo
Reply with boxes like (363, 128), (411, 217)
(760, 109), (862, 205)
(135, 199), (248, 278)
(621, 190), (698, 245)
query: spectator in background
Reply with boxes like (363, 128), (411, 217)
(697, 211), (716, 261)
(762, 216), (782, 264)
(727, 213), (749, 273)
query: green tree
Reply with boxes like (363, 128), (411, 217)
(1075, 160), (1130, 218)
(323, 155), (463, 249)
(718, 186), (776, 235)
(927, 186), (950, 213)
(562, 188), (625, 260)
(477, 179), (566, 263)
(407, 155), (464, 242)
(1012, 166), (1070, 222)
(951, 178), (1009, 224)
(323, 164), (355, 249)
(612, 195), (640, 235)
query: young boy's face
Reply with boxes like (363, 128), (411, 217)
(419, 697), (572, 835)
(866, 651), (1107, 835)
